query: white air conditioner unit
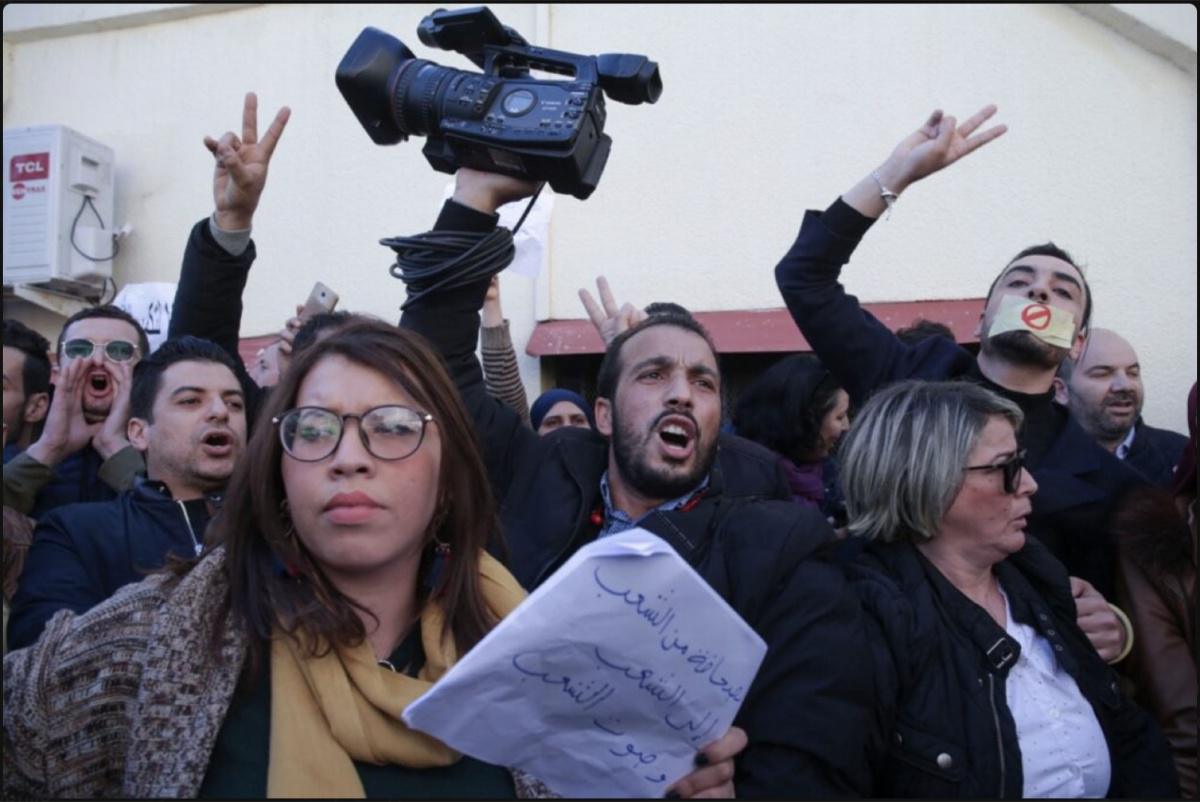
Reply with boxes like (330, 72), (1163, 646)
(3, 125), (116, 291)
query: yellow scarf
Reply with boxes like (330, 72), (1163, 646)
(266, 551), (527, 798)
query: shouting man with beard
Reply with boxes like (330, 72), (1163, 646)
(398, 169), (879, 798)
(7, 336), (246, 650)
(774, 105), (1144, 643)
(3, 307), (150, 519)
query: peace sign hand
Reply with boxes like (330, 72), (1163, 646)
(888, 105), (1007, 190)
(578, 275), (646, 347)
(204, 91), (291, 231)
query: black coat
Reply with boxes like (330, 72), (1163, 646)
(774, 199), (1145, 599)
(848, 537), (1178, 798)
(6, 478), (214, 650)
(169, 218), (267, 428)
(1125, 419), (1188, 488)
(3, 443), (118, 520)
(399, 200), (881, 798)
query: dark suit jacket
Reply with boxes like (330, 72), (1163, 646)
(1125, 419), (1188, 488)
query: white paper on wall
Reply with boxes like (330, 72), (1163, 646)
(112, 281), (176, 353)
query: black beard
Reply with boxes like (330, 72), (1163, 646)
(610, 405), (716, 502)
(1077, 392), (1141, 442)
(983, 330), (1069, 371)
(1083, 413), (1134, 443)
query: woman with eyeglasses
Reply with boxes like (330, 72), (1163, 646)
(3, 319), (740, 798)
(838, 380), (1176, 798)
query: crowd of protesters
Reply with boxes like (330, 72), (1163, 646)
(2, 94), (1194, 799)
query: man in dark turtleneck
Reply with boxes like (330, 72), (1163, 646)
(773, 104), (1145, 655)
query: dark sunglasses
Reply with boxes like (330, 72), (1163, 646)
(965, 449), (1027, 494)
(62, 338), (139, 363)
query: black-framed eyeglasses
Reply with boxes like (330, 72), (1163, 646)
(62, 338), (139, 363)
(272, 405), (434, 462)
(965, 449), (1027, 494)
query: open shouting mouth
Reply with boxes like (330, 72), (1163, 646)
(655, 414), (697, 462)
(200, 430), (236, 458)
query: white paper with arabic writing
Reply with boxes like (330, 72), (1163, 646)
(403, 528), (766, 798)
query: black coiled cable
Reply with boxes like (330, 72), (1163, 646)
(383, 185), (543, 311)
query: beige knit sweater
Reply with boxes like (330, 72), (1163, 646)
(2, 550), (555, 799)
(3, 550), (246, 798)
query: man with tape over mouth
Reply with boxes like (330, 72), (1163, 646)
(774, 104), (1145, 658)
(6, 336), (246, 650)
(2, 306), (150, 520)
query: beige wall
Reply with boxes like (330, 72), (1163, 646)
(3, 4), (1196, 431)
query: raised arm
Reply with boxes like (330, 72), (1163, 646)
(204, 91), (291, 234)
(169, 92), (289, 423)
(774, 106), (1005, 405)
(170, 92), (289, 373)
(398, 168), (540, 496)
(843, 106), (1007, 217)
(480, 276), (531, 425)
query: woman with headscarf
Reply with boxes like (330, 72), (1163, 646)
(530, 388), (594, 436)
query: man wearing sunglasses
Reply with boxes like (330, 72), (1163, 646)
(3, 306), (150, 520)
(773, 105), (1145, 662)
(7, 336), (246, 650)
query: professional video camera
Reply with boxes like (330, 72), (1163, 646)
(336, 6), (661, 199)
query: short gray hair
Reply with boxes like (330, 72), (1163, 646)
(840, 380), (1023, 543)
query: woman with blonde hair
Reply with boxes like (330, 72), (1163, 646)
(840, 379), (1176, 798)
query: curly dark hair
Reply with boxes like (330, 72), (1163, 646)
(733, 354), (843, 463)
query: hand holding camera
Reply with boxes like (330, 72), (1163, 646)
(453, 167), (540, 216)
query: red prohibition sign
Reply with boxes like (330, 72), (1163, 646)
(1021, 303), (1052, 331)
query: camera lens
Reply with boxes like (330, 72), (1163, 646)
(394, 60), (472, 137)
(336, 27), (418, 145)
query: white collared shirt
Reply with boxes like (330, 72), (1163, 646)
(1114, 426), (1137, 460)
(999, 585), (1111, 798)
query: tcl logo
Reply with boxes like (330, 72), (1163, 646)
(10, 153), (50, 181)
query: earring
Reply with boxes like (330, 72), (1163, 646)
(425, 533), (452, 594)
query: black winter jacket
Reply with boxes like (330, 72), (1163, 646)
(6, 478), (215, 650)
(398, 200), (881, 798)
(774, 198), (1145, 599)
(848, 537), (1178, 798)
(169, 218), (267, 428)
(1125, 419), (1188, 489)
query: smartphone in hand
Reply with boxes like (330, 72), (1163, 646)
(299, 282), (339, 320)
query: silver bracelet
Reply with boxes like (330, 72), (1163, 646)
(871, 171), (899, 220)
